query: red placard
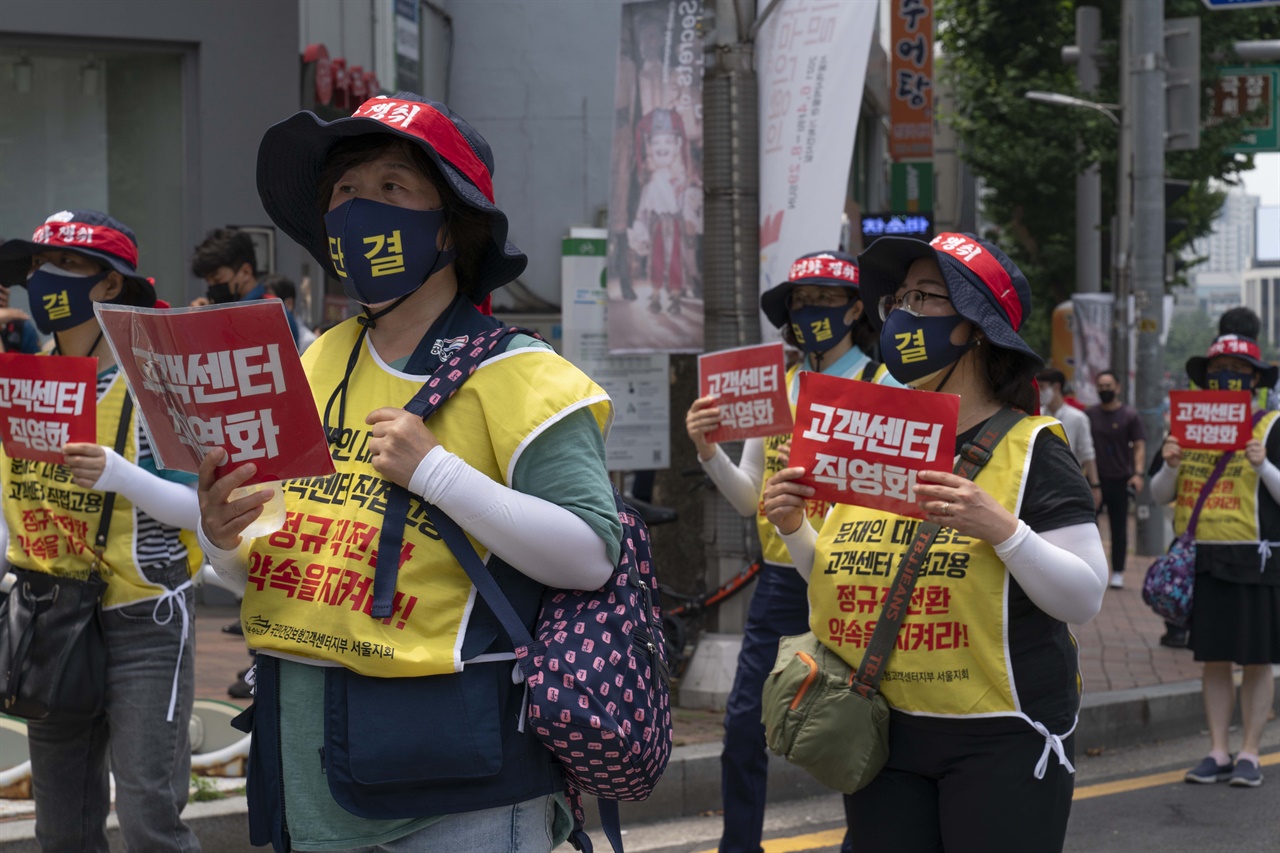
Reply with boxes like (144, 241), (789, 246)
(698, 343), (793, 442)
(0, 354), (98, 464)
(95, 302), (336, 485)
(789, 372), (958, 518)
(1170, 390), (1251, 451)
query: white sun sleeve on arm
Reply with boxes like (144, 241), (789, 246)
(699, 439), (766, 517)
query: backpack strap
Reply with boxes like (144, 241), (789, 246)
(858, 359), (881, 383)
(851, 407), (1025, 699)
(91, 392), (134, 570)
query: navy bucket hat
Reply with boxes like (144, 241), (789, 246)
(760, 250), (861, 329)
(858, 232), (1042, 371)
(1187, 334), (1279, 391)
(256, 92), (527, 300)
(0, 210), (157, 307)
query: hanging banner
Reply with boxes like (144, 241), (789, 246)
(94, 302), (336, 485)
(0, 354), (97, 465)
(605, 0), (705, 354)
(1169, 390), (1252, 450)
(1071, 293), (1113, 406)
(889, 0), (934, 161)
(697, 342), (793, 442)
(788, 373), (957, 518)
(757, 0), (878, 339)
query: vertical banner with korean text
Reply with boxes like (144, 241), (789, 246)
(605, 0), (705, 354)
(697, 342), (793, 442)
(0, 354), (97, 464)
(788, 373), (957, 519)
(95, 302), (336, 484)
(756, 0), (878, 339)
(889, 0), (933, 162)
(1169, 391), (1251, 451)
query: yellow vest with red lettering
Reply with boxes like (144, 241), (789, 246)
(241, 320), (612, 677)
(1, 371), (201, 608)
(808, 416), (1071, 722)
(1173, 410), (1279, 550)
(757, 362), (892, 567)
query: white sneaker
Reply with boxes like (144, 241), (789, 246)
(1109, 572), (1124, 589)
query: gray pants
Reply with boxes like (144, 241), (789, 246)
(27, 561), (199, 853)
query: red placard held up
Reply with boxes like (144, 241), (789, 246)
(789, 372), (958, 519)
(1169, 390), (1251, 451)
(0, 354), (98, 464)
(698, 342), (793, 442)
(95, 302), (336, 485)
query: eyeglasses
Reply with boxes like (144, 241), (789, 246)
(877, 290), (951, 321)
(788, 289), (852, 310)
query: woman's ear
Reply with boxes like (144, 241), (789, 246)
(845, 299), (864, 325)
(95, 271), (124, 303)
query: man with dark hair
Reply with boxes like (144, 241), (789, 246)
(1218, 306), (1262, 341)
(1087, 370), (1147, 589)
(189, 228), (299, 342)
(1037, 368), (1101, 507)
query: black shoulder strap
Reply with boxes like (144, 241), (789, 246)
(93, 392), (135, 561)
(851, 407), (1026, 699)
(858, 359), (881, 383)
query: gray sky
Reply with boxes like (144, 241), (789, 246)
(1240, 152), (1280, 205)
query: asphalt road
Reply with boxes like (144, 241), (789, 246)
(621, 721), (1280, 853)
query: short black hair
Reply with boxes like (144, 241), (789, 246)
(1095, 369), (1120, 384)
(1036, 367), (1066, 389)
(191, 228), (258, 279)
(1218, 306), (1261, 340)
(259, 273), (296, 302)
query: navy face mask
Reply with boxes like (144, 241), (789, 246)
(323, 198), (458, 306)
(26, 264), (107, 334)
(1206, 370), (1254, 392)
(879, 309), (975, 385)
(789, 303), (855, 355)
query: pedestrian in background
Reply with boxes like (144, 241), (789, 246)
(189, 227), (301, 343)
(260, 273), (318, 352)
(686, 249), (897, 853)
(1038, 367), (1101, 510)
(1087, 370), (1147, 589)
(765, 233), (1106, 852)
(1152, 334), (1280, 788)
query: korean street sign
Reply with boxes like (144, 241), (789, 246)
(1209, 65), (1279, 152)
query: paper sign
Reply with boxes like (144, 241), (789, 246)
(95, 302), (336, 485)
(1170, 390), (1251, 451)
(788, 373), (958, 518)
(0, 354), (98, 464)
(698, 343), (793, 442)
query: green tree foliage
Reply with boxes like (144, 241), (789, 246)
(936, 0), (1280, 356)
(1163, 308), (1217, 384)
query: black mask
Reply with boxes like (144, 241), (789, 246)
(205, 282), (235, 304)
(1097, 389), (1116, 405)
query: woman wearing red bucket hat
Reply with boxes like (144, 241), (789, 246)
(764, 233), (1108, 851)
(0, 210), (202, 851)
(197, 94), (624, 852)
(1150, 333), (1280, 789)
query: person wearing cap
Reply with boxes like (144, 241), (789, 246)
(1150, 334), (1280, 788)
(763, 233), (1107, 851)
(685, 249), (896, 853)
(0, 210), (203, 851)
(196, 94), (622, 852)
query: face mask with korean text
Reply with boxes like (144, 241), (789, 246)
(1206, 370), (1254, 392)
(26, 263), (107, 334)
(788, 303), (854, 355)
(879, 309), (975, 385)
(323, 198), (457, 306)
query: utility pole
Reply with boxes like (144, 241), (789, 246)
(1113, 2), (1133, 393)
(1075, 6), (1103, 294)
(1129, 0), (1167, 557)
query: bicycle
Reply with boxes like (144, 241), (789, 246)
(659, 558), (762, 682)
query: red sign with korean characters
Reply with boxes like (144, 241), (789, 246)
(95, 302), (336, 486)
(697, 342), (793, 442)
(0, 354), (97, 465)
(1169, 390), (1252, 451)
(789, 373), (958, 518)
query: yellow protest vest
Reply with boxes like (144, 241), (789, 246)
(808, 416), (1068, 720)
(242, 320), (612, 677)
(1174, 410), (1279, 543)
(756, 361), (893, 567)
(1, 370), (200, 608)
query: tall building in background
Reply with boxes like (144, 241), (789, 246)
(1185, 187), (1260, 323)
(1243, 205), (1280, 347)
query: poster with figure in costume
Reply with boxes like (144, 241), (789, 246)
(606, 0), (704, 354)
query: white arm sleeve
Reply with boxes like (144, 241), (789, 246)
(1254, 458), (1280, 505)
(91, 447), (199, 530)
(197, 523), (250, 594)
(699, 440), (765, 517)
(779, 523), (818, 582)
(994, 521), (1107, 625)
(1150, 462), (1179, 504)
(410, 446), (613, 590)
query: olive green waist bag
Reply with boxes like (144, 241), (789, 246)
(761, 408), (1023, 794)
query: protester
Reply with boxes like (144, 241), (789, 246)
(0, 282), (41, 354)
(1038, 368), (1101, 508)
(1087, 370), (1147, 588)
(685, 249), (897, 853)
(197, 93), (622, 853)
(764, 233), (1106, 852)
(190, 227), (300, 343)
(0, 210), (202, 852)
(1151, 334), (1280, 788)
(261, 273), (318, 351)
(1218, 307), (1277, 412)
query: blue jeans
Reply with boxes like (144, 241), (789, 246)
(345, 795), (556, 852)
(27, 561), (198, 853)
(720, 562), (831, 853)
